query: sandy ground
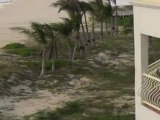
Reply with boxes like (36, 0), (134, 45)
(0, 0), (68, 48)
(0, 0), (131, 48)
(0, 85), (71, 117)
(0, 75), (92, 118)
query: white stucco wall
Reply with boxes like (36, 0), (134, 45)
(134, 3), (160, 120)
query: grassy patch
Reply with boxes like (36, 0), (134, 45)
(45, 59), (72, 70)
(3, 43), (26, 49)
(95, 35), (134, 55)
(88, 114), (135, 120)
(3, 43), (38, 57)
(0, 35), (135, 119)
(25, 100), (134, 120)
(26, 101), (84, 120)
(22, 59), (72, 72)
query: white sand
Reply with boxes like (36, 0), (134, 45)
(0, 0), (131, 48)
(0, 89), (71, 117)
(0, 0), (68, 48)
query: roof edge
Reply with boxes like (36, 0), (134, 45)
(131, 1), (160, 9)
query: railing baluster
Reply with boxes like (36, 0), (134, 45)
(142, 60), (160, 111)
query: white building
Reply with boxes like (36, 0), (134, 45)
(111, 0), (133, 17)
(133, 0), (160, 120)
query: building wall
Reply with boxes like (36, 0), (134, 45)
(134, 4), (160, 120)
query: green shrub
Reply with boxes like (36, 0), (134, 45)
(23, 61), (41, 70)
(90, 114), (135, 120)
(45, 59), (71, 70)
(28, 101), (84, 120)
(57, 101), (84, 115)
(33, 111), (61, 120)
(54, 59), (71, 69)
(3, 43), (26, 49)
(8, 48), (38, 57)
(3, 43), (38, 57)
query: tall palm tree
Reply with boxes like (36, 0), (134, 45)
(90, 0), (104, 40)
(112, 0), (118, 33)
(96, 0), (104, 39)
(12, 22), (47, 76)
(89, 0), (98, 46)
(12, 22), (58, 76)
(79, 1), (92, 45)
(43, 24), (59, 71)
(103, 1), (112, 34)
(51, 19), (74, 60)
(52, 0), (86, 57)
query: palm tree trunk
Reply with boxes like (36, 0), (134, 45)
(99, 0), (104, 40)
(115, 6), (118, 34)
(108, 0), (114, 35)
(54, 40), (58, 59)
(76, 29), (83, 58)
(40, 49), (45, 77)
(72, 42), (77, 61)
(81, 21), (88, 55)
(100, 11), (103, 40)
(84, 13), (90, 45)
(67, 38), (72, 60)
(51, 54), (55, 71)
(81, 21), (87, 45)
(105, 20), (108, 35)
(92, 15), (96, 47)
(110, 16), (114, 35)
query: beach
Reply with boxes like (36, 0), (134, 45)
(0, 0), (131, 48)
(0, 0), (67, 48)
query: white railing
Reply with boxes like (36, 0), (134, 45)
(142, 60), (160, 111)
(142, 74), (160, 111)
(148, 59), (160, 74)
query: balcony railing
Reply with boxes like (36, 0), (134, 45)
(142, 60), (160, 111)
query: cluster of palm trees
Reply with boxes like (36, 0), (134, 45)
(14, 0), (119, 76)
(52, 0), (118, 56)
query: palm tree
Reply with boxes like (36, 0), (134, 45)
(96, 0), (104, 39)
(12, 22), (47, 76)
(89, 0), (104, 40)
(103, 1), (112, 34)
(43, 24), (59, 71)
(51, 19), (74, 60)
(79, 1), (92, 45)
(112, 0), (118, 33)
(52, 0), (86, 57)
(12, 22), (58, 76)
(89, 0), (98, 46)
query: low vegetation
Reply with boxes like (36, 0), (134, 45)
(0, 35), (135, 120)
(25, 101), (134, 120)
(0, 0), (137, 120)
(3, 43), (38, 57)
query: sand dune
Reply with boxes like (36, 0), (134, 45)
(0, 0), (68, 47)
